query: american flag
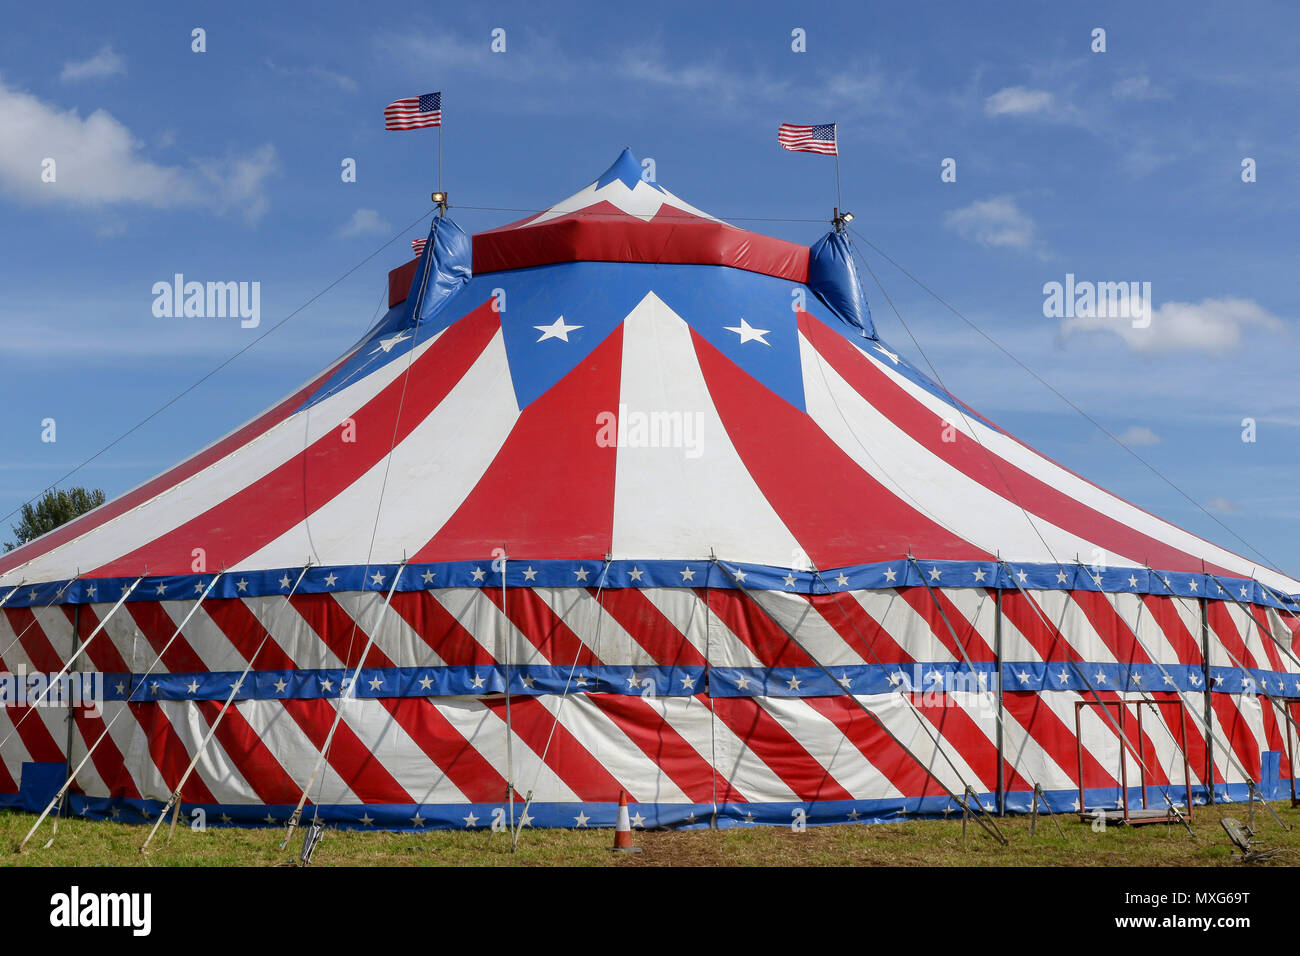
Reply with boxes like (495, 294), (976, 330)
(778, 123), (837, 155)
(385, 92), (442, 130)
(411, 238), (427, 256)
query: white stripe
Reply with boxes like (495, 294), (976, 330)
(801, 331), (1104, 563)
(611, 292), (805, 564)
(868, 343), (1300, 593)
(243, 328), (518, 569)
(1, 342), (411, 586)
(432, 696), (579, 802)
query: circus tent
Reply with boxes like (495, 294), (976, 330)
(2, 149), (1299, 831)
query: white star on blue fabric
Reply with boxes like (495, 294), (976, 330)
(724, 318), (771, 345)
(534, 315), (582, 342)
(370, 331), (412, 354)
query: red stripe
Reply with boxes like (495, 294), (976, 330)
(95, 302), (501, 576)
(804, 592), (917, 665)
(0, 363), (343, 576)
(0, 642), (65, 765)
(376, 698), (507, 801)
(1142, 594), (1204, 667)
(65, 605), (130, 675)
(1002, 692), (1120, 789)
(482, 696), (627, 801)
(1070, 590), (1155, 669)
(799, 311), (1237, 575)
(280, 699), (413, 804)
(911, 696), (1033, 792)
(692, 326), (989, 567)
(194, 700), (304, 805)
(999, 590), (1083, 665)
(1210, 695), (1262, 783)
(595, 589), (707, 667)
(897, 587), (997, 662)
(72, 709), (142, 799)
(289, 594), (393, 670)
(588, 695), (725, 803)
(127, 702), (216, 802)
(711, 696), (855, 802)
(802, 695), (946, 799)
(389, 591), (496, 666)
(124, 601), (209, 674)
(480, 587), (599, 667)
(1246, 604), (1288, 673)
(1207, 601), (1262, 672)
(5, 607), (65, 671)
(201, 598), (297, 671)
(1150, 695), (1220, 787)
(416, 324), (623, 561)
(704, 588), (814, 667)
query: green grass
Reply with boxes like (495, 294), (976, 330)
(2, 803), (1297, 867)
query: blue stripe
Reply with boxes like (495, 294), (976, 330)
(2, 783), (1259, 831)
(83, 662), (1300, 702)
(5, 559), (1295, 609)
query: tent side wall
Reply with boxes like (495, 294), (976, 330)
(1, 582), (1293, 828)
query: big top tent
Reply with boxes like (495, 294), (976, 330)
(2, 149), (1299, 833)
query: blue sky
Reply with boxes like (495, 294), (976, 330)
(1, 0), (1296, 576)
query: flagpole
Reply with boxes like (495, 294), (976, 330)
(834, 123), (842, 214)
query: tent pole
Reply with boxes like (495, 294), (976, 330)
(61, 603), (81, 822)
(281, 561), (405, 850)
(1200, 596), (1215, 805)
(510, 559), (613, 851)
(713, 558), (1007, 843)
(0, 572), (143, 752)
(17, 572), (226, 853)
(906, 555), (1009, 811)
(994, 586), (1005, 816)
(705, 558), (718, 830)
(145, 564), (311, 853)
(499, 550), (515, 841)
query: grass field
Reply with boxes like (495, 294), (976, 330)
(2, 802), (1299, 867)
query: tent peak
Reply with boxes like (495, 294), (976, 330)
(593, 147), (663, 193)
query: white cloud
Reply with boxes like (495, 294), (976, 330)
(1111, 74), (1169, 100)
(1116, 425), (1161, 446)
(265, 59), (357, 93)
(1061, 296), (1286, 354)
(195, 145), (279, 224)
(0, 77), (276, 221)
(60, 46), (126, 83)
(1206, 496), (1242, 515)
(944, 196), (1037, 250)
(337, 208), (390, 238)
(984, 86), (1055, 117)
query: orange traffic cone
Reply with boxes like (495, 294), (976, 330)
(610, 790), (641, 854)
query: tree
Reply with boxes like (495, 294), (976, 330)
(4, 487), (106, 552)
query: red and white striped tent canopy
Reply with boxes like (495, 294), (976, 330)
(2, 150), (1298, 830)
